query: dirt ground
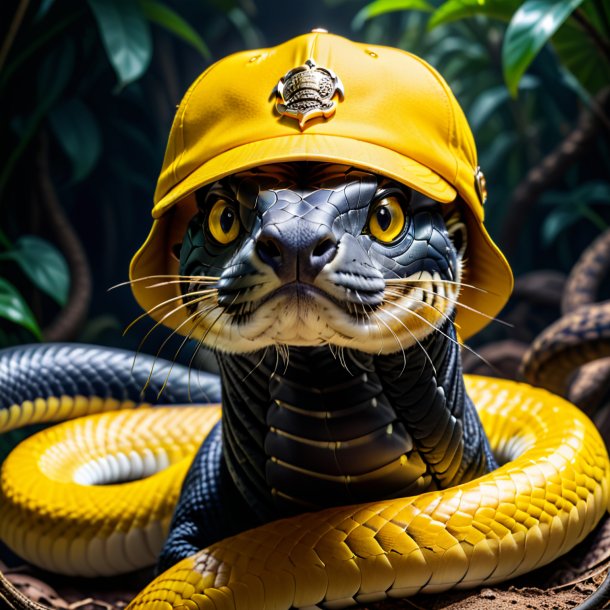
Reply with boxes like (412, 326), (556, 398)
(4, 514), (610, 610)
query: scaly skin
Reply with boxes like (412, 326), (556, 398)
(125, 377), (609, 609)
(0, 406), (221, 576)
(1, 376), (607, 608)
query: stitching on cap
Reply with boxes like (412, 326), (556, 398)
(172, 69), (208, 186)
(155, 132), (456, 215)
(403, 52), (458, 184)
(309, 31), (319, 60)
(173, 58), (235, 188)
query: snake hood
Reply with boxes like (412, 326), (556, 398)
(130, 31), (513, 340)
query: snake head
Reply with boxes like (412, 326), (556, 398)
(178, 163), (467, 354)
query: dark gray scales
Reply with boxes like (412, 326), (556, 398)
(158, 164), (497, 571)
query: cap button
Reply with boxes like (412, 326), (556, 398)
(311, 28), (328, 33)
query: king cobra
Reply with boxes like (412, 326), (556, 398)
(1, 33), (609, 610)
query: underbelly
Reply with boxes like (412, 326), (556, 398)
(264, 369), (435, 510)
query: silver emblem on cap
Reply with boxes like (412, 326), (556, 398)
(273, 59), (344, 130)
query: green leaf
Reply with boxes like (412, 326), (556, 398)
(139, 0), (211, 59)
(35, 0), (56, 21)
(479, 131), (518, 171)
(468, 75), (538, 131)
(552, 10), (610, 95)
(540, 181), (610, 206)
(353, 0), (434, 30)
(87, 0), (152, 88)
(0, 279), (42, 340)
(0, 237), (70, 307)
(36, 39), (76, 108)
(429, 0), (521, 29)
(502, 0), (588, 96)
(227, 8), (262, 48)
(48, 99), (102, 183)
(542, 208), (579, 245)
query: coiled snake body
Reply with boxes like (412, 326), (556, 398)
(0, 165), (609, 609)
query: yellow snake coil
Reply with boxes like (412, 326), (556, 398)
(0, 376), (609, 609)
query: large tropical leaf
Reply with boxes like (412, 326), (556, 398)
(353, 0), (434, 30)
(0, 279), (42, 340)
(87, 0), (152, 88)
(139, 0), (211, 59)
(551, 5), (610, 96)
(542, 208), (579, 245)
(0, 237), (70, 307)
(502, 0), (588, 96)
(49, 99), (102, 183)
(429, 0), (520, 29)
(468, 75), (539, 131)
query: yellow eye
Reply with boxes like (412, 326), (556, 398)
(207, 199), (240, 244)
(368, 196), (406, 243)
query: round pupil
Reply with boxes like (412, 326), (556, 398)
(220, 207), (235, 233)
(376, 206), (392, 231)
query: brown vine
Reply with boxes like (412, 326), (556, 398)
(37, 134), (92, 342)
(500, 87), (610, 254)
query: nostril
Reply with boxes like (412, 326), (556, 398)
(312, 238), (336, 259)
(256, 238), (282, 267)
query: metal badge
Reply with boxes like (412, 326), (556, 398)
(273, 59), (344, 130)
(474, 166), (488, 205)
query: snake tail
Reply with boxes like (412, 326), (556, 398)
(126, 377), (610, 610)
(0, 344), (222, 577)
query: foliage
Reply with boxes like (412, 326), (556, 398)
(0, 228), (69, 340)
(0, 0), (253, 347)
(355, 0), (610, 96)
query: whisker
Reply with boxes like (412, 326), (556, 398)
(108, 274), (220, 291)
(140, 305), (209, 396)
(186, 308), (220, 403)
(370, 309), (408, 374)
(129, 292), (217, 357)
(123, 289), (218, 336)
(384, 288), (453, 328)
(145, 279), (219, 289)
(379, 306), (435, 376)
(383, 297), (497, 373)
(386, 285), (512, 327)
(272, 344), (281, 377)
(385, 277), (492, 295)
(276, 343), (290, 374)
(338, 345), (351, 375)
(186, 291), (242, 400)
(156, 315), (204, 400)
(242, 347), (269, 383)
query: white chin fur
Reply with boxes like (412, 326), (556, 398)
(191, 270), (458, 355)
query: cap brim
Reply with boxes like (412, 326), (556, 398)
(152, 134), (456, 217)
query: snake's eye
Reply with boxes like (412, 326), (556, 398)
(207, 199), (240, 245)
(367, 196), (406, 243)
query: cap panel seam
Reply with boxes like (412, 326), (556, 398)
(403, 52), (459, 185)
(172, 58), (237, 190)
(171, 68), (209, 188)
(153, 132), (456, 215)
(309, 32), (319, 59)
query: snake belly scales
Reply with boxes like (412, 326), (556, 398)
(0, 165), (608, 610)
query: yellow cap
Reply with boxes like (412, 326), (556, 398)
(130, 32), (513, 340)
